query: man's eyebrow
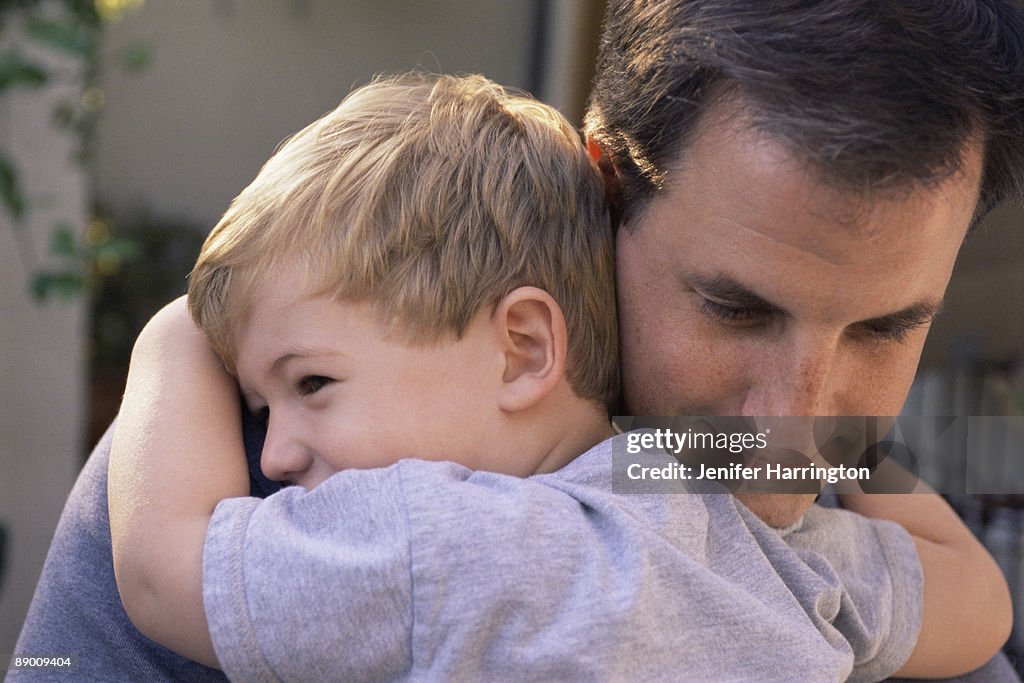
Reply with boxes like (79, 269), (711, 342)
(688, 274), (782, 312)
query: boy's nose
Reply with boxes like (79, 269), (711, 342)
(260, 418), (314, 483)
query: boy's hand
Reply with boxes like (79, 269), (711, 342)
(108, 296), (248, 668)
(838, 482), (1012, 677)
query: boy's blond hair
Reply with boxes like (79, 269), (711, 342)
(188, 72), (617, 407)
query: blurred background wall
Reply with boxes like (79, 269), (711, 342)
(1, 0), (1021, 663)
(93, 1), (599, 228)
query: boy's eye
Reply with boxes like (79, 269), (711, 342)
(297, 375), (331, 396)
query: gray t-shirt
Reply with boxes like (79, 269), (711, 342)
(204, 432), (923, 682)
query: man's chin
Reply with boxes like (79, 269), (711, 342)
(734, 492), (818, 529)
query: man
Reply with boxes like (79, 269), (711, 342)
(585, 0), (1024, 526)
(583, 0), (1024, 678)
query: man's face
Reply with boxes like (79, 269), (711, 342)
(614, 114), (982, 527)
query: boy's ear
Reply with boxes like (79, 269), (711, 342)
(492, 286), (568, 413)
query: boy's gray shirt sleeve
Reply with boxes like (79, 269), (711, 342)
(202, 439), (924, 682)
(782, 505), (924, 682)
(204, 468), (413, 682)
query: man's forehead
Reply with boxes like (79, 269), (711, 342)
(627, 114), (982, 264)
(691, 88), (983, 194)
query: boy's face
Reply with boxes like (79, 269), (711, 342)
(234, 267), (499, 489)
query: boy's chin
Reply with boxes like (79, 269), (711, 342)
(734, 492), (819, 529)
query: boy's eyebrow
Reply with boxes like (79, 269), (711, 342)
(269, 347), (350, 375)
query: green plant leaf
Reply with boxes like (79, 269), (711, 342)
(96, 236), (140, 261)
(0, 50), (48, 90)
(122, 42), (151, 71)
(0, 152), (27, 222)
(31, 270), (85, 301)
(63, 0), (103, 28)
(52, 100), (77, 128)
(24, 16), (93, 57)
(50, 224), (79, 258)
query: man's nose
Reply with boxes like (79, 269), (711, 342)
(742, 331), (841, 417)
(260, 412), (314, 482)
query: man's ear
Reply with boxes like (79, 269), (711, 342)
(586, 136), (623, 220)
(492, 286), (567, 413)
(586, 136), (616, 178)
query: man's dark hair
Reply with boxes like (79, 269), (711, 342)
(585, 0), (1024, 226)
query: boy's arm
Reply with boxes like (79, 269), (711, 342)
(838, 486), (1012, 678)
(108, 296), (247, 668)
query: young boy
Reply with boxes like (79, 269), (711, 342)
(107, 73), (1008, 681)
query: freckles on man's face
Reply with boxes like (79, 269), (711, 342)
(611, 116), (981, 526)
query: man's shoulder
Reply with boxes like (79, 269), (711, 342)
(12, 423), (226, 681)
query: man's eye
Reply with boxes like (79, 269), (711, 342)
(297, 375), (331, 396)
(856, 322), (920, 345)
(698, 298), (766, 324)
